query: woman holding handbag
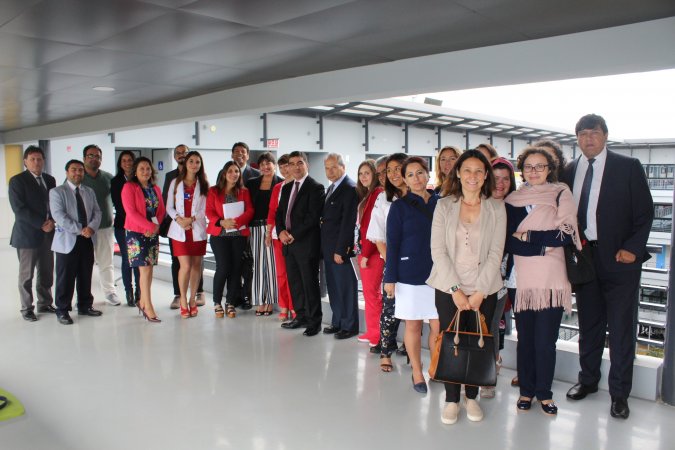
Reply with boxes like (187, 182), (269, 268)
(427, 150), (506, 424)
(166, 151), (209, 318)
(504, 147), (580, 416)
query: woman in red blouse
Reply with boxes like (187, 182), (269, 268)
(355, 159), (384, 347)
(206, 161), (254, 318)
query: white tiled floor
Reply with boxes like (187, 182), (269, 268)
(1, 239), (674, 449)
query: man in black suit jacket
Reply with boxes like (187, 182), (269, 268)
(320, 153), (359, 339)
(276, 151), (325, 336)
(162, 144), (205, 309)
(562, 114), (653, 420)
(9, 145), (57, 321)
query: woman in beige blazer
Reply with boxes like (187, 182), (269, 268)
(427, 149), (506, 425)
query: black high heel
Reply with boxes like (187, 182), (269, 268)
(412, 374), (427, 394)
(406, 354), (410, 365)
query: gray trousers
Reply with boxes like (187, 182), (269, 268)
(17, 234), (54, 312)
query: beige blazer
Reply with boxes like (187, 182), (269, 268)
(426, 195), (506, 296)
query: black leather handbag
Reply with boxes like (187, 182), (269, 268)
(564, 243), (595, 286)
(429, 310), (497, 387)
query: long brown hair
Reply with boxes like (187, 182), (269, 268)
(356, 159), (380, 218)
(174, 151), (209, 200)
(434, 146), (461, 188)
(217, 160), (243, 196)
(442, 149), (494, 199)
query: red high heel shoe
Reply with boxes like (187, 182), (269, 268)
(180, 305), (190, 319)
(189, 300), (198, 317)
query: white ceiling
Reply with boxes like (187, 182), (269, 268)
(1, 0), (674, 133)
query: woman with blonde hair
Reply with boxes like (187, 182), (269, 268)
(434, 146), (461, 193)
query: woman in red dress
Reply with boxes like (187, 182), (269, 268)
(166, 151), (209, 318)
(355, 159), (384, 346)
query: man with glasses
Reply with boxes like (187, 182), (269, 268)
(562, 114), (653, 419)
(162, 144), (206, 309)
(276, 151), (325, 336)
(82, 145), (119, 306)
(9, 145), (57, 321)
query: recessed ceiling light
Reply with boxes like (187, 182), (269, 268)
(93, 86), (115, 92)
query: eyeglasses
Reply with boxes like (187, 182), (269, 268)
(522, 164), (548, 173)
(85, 154), (101, 160)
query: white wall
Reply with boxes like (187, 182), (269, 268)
(369, 121), (404, 154)
(49, 134), (115, 181)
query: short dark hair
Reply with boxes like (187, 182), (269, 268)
(257, 151), (276, 166)
(116, 150), (136, 175)
(384, 153), (408, 202)
(575, 114), (608, 135)
(517, 146), (558, 183)
(130, 157), (156, 185)
(23, 145), (44, 159)
(83, 144), (101, 158)
(174, 144), (189, 154)
(232, 142), (249, 154)
(443, 149), (494, 199)
(277, 153), (290, 165)
(65, 159), (84, 171)
(288, 151), (308, 164)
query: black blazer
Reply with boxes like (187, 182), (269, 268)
(110, 172), (128, 229)
(321, 175), (358, 259)
(162, 168), (179, 205)
(9, 170), (56, 248)
(242, 165), (261, 184)
(562, 150), (653, 273)
(276, 176), (325, 259)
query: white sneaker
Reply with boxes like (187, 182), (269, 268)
(465, 398), (484, 422)
(104, 293), (121, 306)
(441, 402), (459, 425)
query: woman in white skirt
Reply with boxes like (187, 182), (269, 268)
(384, 157), (439, 394)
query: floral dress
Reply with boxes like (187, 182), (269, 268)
(126, 184), (160, 267)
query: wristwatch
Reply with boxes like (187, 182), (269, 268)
(450, 284), (460, 293)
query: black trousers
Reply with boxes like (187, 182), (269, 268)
(169, 238), (204, 296)
(210, 236), (246, 305)
(55, 236), (94, 315)
(576, 247), (641, 399)
(324, 255), (358, 332)
(511, 289), (564, 401)
(435, 290), (498, 402)
(284, 245), (322, 328)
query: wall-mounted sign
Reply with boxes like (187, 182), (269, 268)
(266, 138), (279, 149)
(158, 161), (164, 170)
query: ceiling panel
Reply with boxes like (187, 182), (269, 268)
(1, 0), (169, 45)
(96, 11), (253, 58)
(0, 0), (673, 132)
(181, 0), (356, 27)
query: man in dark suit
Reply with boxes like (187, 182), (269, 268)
(162, 144), (206, 309)
(321, 153), (359, 339)
(50, 160), (103, 325)
(232, 141), (261, 183)
(562, 114), (653, 419)
(9, 145), (57, 321)
(276, 151), (325, 336)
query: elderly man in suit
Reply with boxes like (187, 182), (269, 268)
(321, 153), (359, 339)
(562, 114), (653, 419)
(9, 145), (57, 321)
(276, 151), (325, 336)
(50, 160), (103, 325)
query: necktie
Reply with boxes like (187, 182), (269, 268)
(285, 181), (300, 231)
(37, 176), (49, 217)
(325, 184), (334, 203)
(36, 176), (47, 192)
(75, 187), (88, 228)
(577, 158), (595, 232)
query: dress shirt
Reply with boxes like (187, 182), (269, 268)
(573, 147), (607, 240)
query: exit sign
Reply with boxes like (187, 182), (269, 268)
(266, 138), (279, 149)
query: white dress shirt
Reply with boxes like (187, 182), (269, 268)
(572, 147), (607, 240)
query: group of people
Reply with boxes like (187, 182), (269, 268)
(10, 113), (653, 424)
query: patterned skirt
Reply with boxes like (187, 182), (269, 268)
(126, 230), (159, 267)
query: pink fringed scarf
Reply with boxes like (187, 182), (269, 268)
(505, 183), (582, 313)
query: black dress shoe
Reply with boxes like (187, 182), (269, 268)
(281, 319), (305, 329)
(37, 305), (56, 313)
(303, 326), (320, 336)
(125, 291), (135, 307)
(323, 325), (340, 334)
(369, 343), (382, 354)
(566, 383), (598, 400)
(78, 308), (103, 317)
(22, 311), (38, 322)
(610, 397), (630, 419)
(335, 330), (358, 340)
(516, 397), (532, 411)
(57, 313), (74, 325)
(240, 301), (252, 311)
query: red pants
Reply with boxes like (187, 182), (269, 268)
(273, 239), (293, 311)
(358, 254), (384, 345)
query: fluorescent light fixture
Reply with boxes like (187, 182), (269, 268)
(93, 86), (115, 92)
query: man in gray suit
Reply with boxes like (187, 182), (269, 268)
(50, 160), (102, 325)
(9, 145), (57, 321)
